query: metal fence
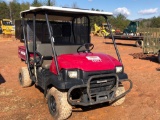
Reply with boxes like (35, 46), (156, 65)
(138, 28), (160, 54)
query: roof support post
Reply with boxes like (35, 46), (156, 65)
(45, 13), (60, 75)
(22, 18), (32, 78)
(103, 16), (122, 63)
(33, 13), (38, 81)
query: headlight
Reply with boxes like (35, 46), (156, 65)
(68, 71), (78, 78)
(116, 66), (123, 73)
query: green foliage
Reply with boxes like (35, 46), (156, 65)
(90, 8), (106, 30)
(90, 11), (130, 32)
(0, 0), (160, 30)
(9, 0), (21, 21)
(0, 0), (55, 22)
(21, 2), (30, 11)
(139, 19), (151, 28)
(150, 17), (160, 28)
(32, 0), (42, 7)
(0, 1), (10, 19)
(109, 14), (130, 31)
(42, 0), (56, 6)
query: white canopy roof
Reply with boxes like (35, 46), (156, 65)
(20, 6), (113, 19)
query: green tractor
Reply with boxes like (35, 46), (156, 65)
(123, 21), (139, 36)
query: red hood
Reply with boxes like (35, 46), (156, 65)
(50, 53), (122, 74)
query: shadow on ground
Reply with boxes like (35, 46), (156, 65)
(73, 102), (110, 112)
(104, 42), (137, 47)
(0, 74), (6, 84)
(129, 52), (159, 64)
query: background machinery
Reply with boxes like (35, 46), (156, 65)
(93, 23), (115, 37)
(123, 21), (139, 36)
(0, 19), (15, 35)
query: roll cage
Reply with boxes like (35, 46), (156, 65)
(20, 6), (122, 81)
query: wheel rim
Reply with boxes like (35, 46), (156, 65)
(49, 95), (57, 115)
(19, 73), (23, 85)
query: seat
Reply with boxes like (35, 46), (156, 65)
(42, 60), (52, 69)
(36, 44), (53, 69)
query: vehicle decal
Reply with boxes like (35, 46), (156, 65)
(20, 51), (25, 55)
(86, 56), (102, 62)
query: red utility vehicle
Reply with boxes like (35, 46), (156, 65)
(18, 6), (132, 120)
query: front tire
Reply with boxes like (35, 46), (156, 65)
(111, 84), (125, 106)
(47, 87), (72, 120)
(19, 67), (32, 87)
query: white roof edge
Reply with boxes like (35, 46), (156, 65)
(21, 6), (113, 16)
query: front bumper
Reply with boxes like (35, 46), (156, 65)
(67, 73), (132, 106)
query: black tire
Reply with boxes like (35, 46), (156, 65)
(19, 67), (32, 87)
(158, 52), (160, 63)
(47, 87), (72, 120)
(21, 58), (25, 61)
(135, 40), (143, 47)
(111, 85), (125, 106)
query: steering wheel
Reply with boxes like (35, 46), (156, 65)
(77, 43), (94, 53)
(35, 51), (43, 66)
(29, 51), (43, 66)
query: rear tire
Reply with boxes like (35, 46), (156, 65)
(47, 87), (72, 120)
(19, 67), (32, 87)
(111, 85), (125, 106)
(135, 40), (143, 47)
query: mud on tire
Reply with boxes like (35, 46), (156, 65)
(47, 87), (72, 120)
(19, 67), (32, 87)
(111, 84), (125, 106)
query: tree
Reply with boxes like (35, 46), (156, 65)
(21, 1), (30, 11)
(90, 8), (105, 30)
(110, 14), (130, 31)
(150, 17), (160, 28)
(32, 0), (42, 7)
(0, 1), (10, 19)
(42, 0), (56, 6)
(71, 2), (78, 8)
(9, 0), (21, 21)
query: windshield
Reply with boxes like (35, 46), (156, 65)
(2, 21), (13, 26)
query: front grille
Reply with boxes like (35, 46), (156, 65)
(81, 70), (115, 83)
(89, 76), (116, 94)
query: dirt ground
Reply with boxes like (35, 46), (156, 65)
(0, 35), (160, 120)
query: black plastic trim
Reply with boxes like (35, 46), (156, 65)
(118, 73), (128, 80)
(67, 74), (119, 106)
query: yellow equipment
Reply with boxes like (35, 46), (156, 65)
(0, 19), (15, 35)
(93, 23), (115, 37)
